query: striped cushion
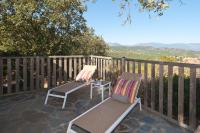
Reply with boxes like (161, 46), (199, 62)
(75, 69), (86, 81)
(76, 70), (94, 81)
(112, 78), (138, 103)
(81, 70), (94, 81)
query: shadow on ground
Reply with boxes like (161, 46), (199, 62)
(0, 86), (192, 133)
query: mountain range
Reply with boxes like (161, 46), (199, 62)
(109, 42), (200, 51)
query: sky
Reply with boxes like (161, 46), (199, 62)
(84, 0), (200, 45)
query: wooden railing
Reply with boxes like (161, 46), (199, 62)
(0, 55), (91, 95)
(0, 55), (199, 130)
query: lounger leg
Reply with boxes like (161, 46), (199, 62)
(101, 86), (104, 101)
(90, 83), (93, 99)
(44, 90), (50, 105)
(67, 122), (72, 133)
(62, 94), (68, 109)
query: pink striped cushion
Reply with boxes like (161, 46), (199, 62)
(112, 78), (138, 103)
(76, 70), (94, 81)
(75, 69), (86, 81)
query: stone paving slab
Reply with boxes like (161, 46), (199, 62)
(0, 86), (192, 133)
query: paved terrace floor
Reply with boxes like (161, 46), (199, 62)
(0, 86), (191, 133)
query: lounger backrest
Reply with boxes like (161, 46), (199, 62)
(117, 72), (142, 101)
(75, 65), (97, 81)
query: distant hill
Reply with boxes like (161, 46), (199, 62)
(108, 43), (200, 60)
(108, 42), (200, 51)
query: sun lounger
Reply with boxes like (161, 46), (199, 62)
(67, 72), (142, 133)
(44, 65), (97, 109)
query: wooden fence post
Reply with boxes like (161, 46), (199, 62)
(121, 57), (126, 74)
(189, 67), (196, 129)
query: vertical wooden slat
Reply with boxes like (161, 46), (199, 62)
(129, 61), (133, 73)
(58, 58), (62, 84)
(23, 58), (27, 91)
(168, 65), (173, 118)
(144, 62), (148, 107)
(132, 62), (135, 73)
(69, 58), (72, 80)
(7, 58), (12, 93)
(98, 58), (101, 77)
(100, 59), (103, 79)
(125, 61), (128, 72)
(95, 58), (98, 66)
(159, 63), (164, 113)
(74, 58), (77, 79)
(151, 63), (155, 109)
(117, 59), (121, 72)
(40, 58), (44, 89)
(82, 57), (86, 68)
(52, 58), (57, 87)
(121, 57), (125, 73)
(15, 58), (20, 92)
(30, 58), (34, 90)
(138, 62), (141, 74)
(108, 59), (112, 80)
(106, 59), (109, 79)
(102, 59), (105, 80)
(64, 58), (67, 82)
(47, 58), (51, 89)
(36, 57), (40, 89)
(189, 67), (196, 128)
(78, 58), (82, 72)
(127, 61), (130, 72)
(178, 67), (184, 124)
(0, 58), (3, 95)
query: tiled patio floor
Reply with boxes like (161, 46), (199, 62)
(0, 86), (192, 133)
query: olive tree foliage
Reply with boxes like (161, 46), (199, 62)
(87, 0), (179, 24)
(0, 0), (108, 56)
(116, 0), (182, 24)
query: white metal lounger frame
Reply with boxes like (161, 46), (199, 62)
(44, 82), (90, 109)
(67, 97), (141, 133)
(67, 75), (142, 133)
(44, 65), (96, 109)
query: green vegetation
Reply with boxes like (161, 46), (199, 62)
(0, 0), (108, 56)
(109, 45), (200, 61)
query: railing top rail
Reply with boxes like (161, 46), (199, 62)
(91, 55), (112, 59)
(1, 55), (200, 68)
(48, 55), (88, 58)
(111, 57), (200, 68)
(1, 55), (88, 59)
